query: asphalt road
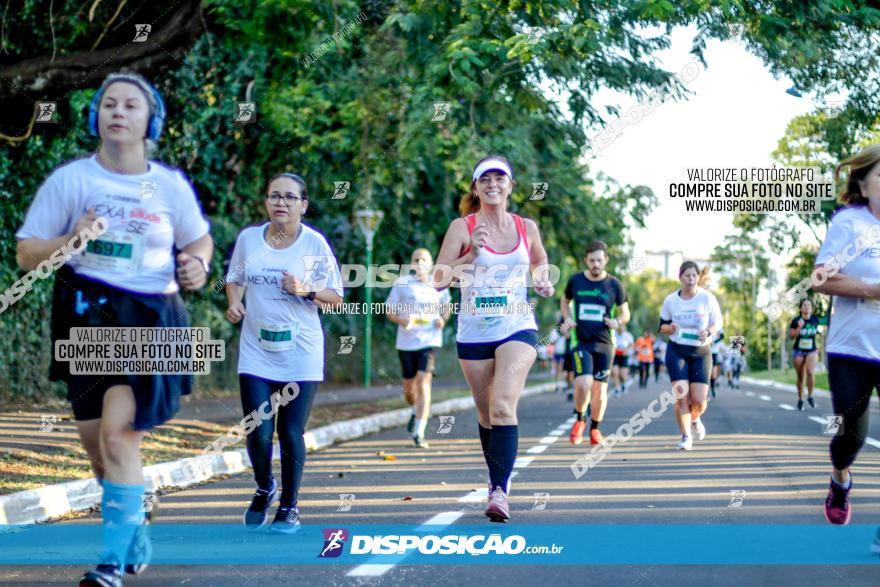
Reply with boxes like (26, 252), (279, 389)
(5, 375), (879, 586)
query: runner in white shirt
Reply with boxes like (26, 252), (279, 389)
(653, 338), (667, 383)
(226, 173), (343, 533)
(17, 73), (213, 587)
(385, 248), (452, 447)
(812, 144), (880, 537)
(658, 262), (723, 451)
(612, 327), (634, 396)
(709, 330), (726, 398)
(434, 155), (554, 523)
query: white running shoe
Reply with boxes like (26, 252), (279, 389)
(677, 435), (693, 451)
(692, 419), (706, 441)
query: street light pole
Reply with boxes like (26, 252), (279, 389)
(354, 209), (384, 388)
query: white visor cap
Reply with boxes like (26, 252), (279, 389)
(472, 159), (513, 183)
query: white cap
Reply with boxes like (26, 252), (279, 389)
(472, 158), (513, 183)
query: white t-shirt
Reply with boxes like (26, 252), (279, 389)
(227, 223), (343, 381)
(386, 277), (451, 351)
(16, 155), (209, 294)
(660, 287), (723, 347)
(653, 339), (667, 361)
(614, 330), (634, 355)
(816, 205), (880, 360)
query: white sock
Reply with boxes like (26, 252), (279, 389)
(411, 407), (417, 416)
(415, 419), (427, 437)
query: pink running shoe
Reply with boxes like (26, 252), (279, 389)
(824, 476), (852, 525)
(485, 486), (510, 523)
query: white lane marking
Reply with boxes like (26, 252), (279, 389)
(865, 437), (880, 449)
(418, 511), (464, 527)
(458, 471), (519, 503)
(514, 456), (535, 468)
(809, 416), (827, 425)
(759, 395), (772, 401)
(349, 564), (395, 577)
(349, 415), (566, 578)
(779, 404), (796, 411)
(745, 391), (756, 397)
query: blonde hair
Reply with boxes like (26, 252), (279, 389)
(835, 143), (880, 206)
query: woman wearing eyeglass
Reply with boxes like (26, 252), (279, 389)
(225, 173), (343, 532)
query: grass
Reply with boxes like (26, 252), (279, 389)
(0, 386), (473, 496)
(749, 367), (829, 391)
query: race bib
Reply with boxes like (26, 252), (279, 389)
(578, 303), (606, 322)
(257, 320), (298, 352)
(80, 232), (144, 275)
(798, 338), (814, 350)
(857, 278), (880, 313)
(857, 298), (880, 313)
(677, 328), (702, 346)
(474, 293), (508, 316)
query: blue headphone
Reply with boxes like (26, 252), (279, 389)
(88, 75), (166, 141)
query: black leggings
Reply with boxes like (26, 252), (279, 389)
(239, 375), (319, 507)
(827, 354), (880, 470)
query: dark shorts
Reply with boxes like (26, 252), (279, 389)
(563, 349), (574, 372)
(613, 354), (628, 368)
(398, 348), (436, 379)
(792, 348), (818, 360)
(665, 341), (712, 385)
(50, 266), (192, 430)
(457, 329), (539, 361)
(572, 344), (614, 382)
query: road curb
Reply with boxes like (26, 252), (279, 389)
(0, 382), (555, 525)
(741, 376), (831, 397)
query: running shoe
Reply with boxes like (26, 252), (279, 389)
(406, 414), (416, 434)
(485, 486), (510, 523)
(797, 399), (804, 411)
(677, 435), (693, 451)
(124, 498), (154, 575)
(79, 563), (123, 587)
(414, 434), (430, 448)
(824, 476), (852, 525)
(269, 506), (301, 534)
(244, 478), (278, 529)
(692, 419), (706, 441)
(589, 428), (604, 445)
(871, 527), (880, 554)
(569, 420), (586, 445)
(808, 397), (816, 408)
(566, 392), (573, 402)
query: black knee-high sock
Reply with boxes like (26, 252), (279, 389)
(487, 425), (518, 493)
(478, 423), (492, 469)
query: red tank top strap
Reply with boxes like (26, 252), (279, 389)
(461, 213), (477, 256)
(513, 214), (530, 255)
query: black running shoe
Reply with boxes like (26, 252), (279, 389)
(414, 434), (430, 448)
(79, 563), (123, 587)
(406, 414), (416, 434)
(797, 399), (804, 411)
(808, 397), (816, 408)
(244, 478), (278, 529)
(270, 506), (301, 534)
(124, 498), (154, 575)
(566, 392), (573, 402)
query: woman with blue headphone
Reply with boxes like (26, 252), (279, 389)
(16, 72), (213, 587)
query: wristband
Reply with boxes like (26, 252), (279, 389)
(193, 255), (210, 276)
(305, 291), (317, 301)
